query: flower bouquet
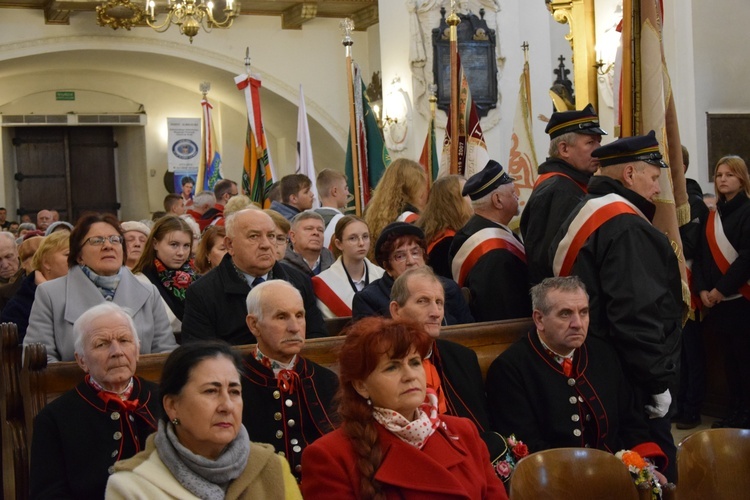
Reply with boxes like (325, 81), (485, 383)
(615, 449), (662, 500)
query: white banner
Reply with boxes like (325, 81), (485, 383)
(167, 117), (201, 172)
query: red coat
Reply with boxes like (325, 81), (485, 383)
(300, 414), (506, 500)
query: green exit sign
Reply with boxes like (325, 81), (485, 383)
(56, 91), (75, 101)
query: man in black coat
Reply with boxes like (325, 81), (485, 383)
(241, 280), (337, 482)
(549, 132), (682, 481)
(30, 303), (160, 499)
(486, 276), (666, 469)
(182, 208), (327, 344)
(450, 160), (532, 321)
(520, 104), (606, 285)
(352, 222), (473, 325)
(389, 267), (500, 459)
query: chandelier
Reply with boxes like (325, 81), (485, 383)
(145, 0), (240, 43)
(96, 0), (240, 43)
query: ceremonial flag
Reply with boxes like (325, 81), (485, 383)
(507, 56), (539, 210)
(295, 85), (319, 205)
(419, 112), (439, 184)
(621, 0), (690, 309)
(235, 73), (277, 207)
(440, 51), (490, 178)
(197, 97), (223, 193)
(345, 63), (391, 211)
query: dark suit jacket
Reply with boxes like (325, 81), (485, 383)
(30, 377), (159, 500)
(182, 253), (327, 344)
(301, 415), (506, 499)
(450, 215), (531, 321)
(352, 273), (474, 325)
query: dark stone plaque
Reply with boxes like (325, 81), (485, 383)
(432, 8), (498, 118)
(706, 113), (750, 181)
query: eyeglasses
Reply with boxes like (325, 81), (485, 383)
(85, 235), (124, 246)
(274, 235), (288, 245)
(345, 234), (370, 244)
(390, 247), (424, 263)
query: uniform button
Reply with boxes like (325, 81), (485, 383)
(275, 430), (284, 439)
(567, 378), (576, 386)
(578, 396), (584, 402)
(108, 466), (115, 474)
(295, 465), (302, 472)
(585, 414), (592, 422)
(111, 450), (118, 458)
(584, 444), (591, 448)
(288, 419), (296, 427)
(113, 431), (122, 440)
(573, 429), (582, 437)
(291, 439), (299, 445)
(569, 396), (577, 404)
(278, 451), (285, 457)
(293, 445), (302, 453)
(274, 412), (282, 421)
(273, 390), (281, 399)
(571, 414), (580, 422)
(285, 399), (293, 407)
(110, 412), (120, 421)
(129, 415), (135, 422)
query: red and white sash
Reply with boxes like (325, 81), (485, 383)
(311, 258), (385, 318)
(552, 193), (647, 277)
(705, 210), (750, 300)
(451, 227), (526, 287)
(397, 211), (420, 223)
(533, 171), (588, 193)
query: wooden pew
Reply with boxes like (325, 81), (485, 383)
(1, 323), (29, 500)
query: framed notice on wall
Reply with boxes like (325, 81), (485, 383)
(706, 113), (750, 181)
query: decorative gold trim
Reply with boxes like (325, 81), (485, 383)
(96, 0), (145, 31)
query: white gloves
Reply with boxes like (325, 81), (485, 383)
(645, 389), (672, 419)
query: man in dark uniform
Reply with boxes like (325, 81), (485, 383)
(520, 103), (606, 285)
(182, 208), (327, 344)
(549, 131), (682, 481)
(241, 280), (338, 482)
(389, 267), (492, 439)
(486, 277), (666, 469)
(450, 160), (532, 321)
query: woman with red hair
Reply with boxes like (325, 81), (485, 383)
(301, 317), (505, 499)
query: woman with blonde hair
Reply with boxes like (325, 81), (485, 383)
(364, 159), (427, 253)
(312, 216), (384, 318)
(693, 155), (750, 429)
(2, 231), (70, 340)
(416, 175), (473, 279)
(301, 317), (505, 499)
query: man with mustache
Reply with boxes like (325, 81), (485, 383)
(241, 280), (338, 482)
(181, 208), (327, 344)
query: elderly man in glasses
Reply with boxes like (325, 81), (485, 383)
(352, 222), (474, 325)
(24, 213), (177, 362)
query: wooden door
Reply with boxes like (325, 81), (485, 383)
(12, 127), (119, 223)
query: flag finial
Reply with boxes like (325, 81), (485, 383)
(340, 18), (354, 47)
(244, 47), (251, 75)
(199, 81), (210, 98)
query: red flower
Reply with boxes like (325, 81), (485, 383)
(512, 442), (529, 459)
(173, 271), (192, 289)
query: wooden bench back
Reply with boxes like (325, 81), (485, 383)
(1, 323), (29, 500)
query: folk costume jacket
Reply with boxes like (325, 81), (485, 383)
(549, 176), (682, 399)
(24, 265), (176, 362)
(449, 215), (532, 322)
(486, 331), (663, 462)
(31, 377), (159, 500)
(300, 414), (506, 500)
(351, 272), (474, 325)
(241, 354), (338, 482)
(181, 253), (327, 345)
(311, 257), (385, 318)
(520, 157), (591, 285)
